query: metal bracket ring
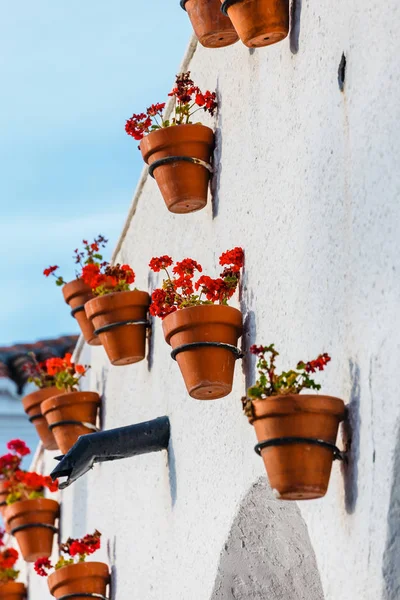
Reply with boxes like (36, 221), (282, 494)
(221, 0), (242, 15)
(171, 341), (243, 361)
(48, 420), (99, 432)
(148, 156), (213, 179)
(11, 523), (59, 535)
(254, 437), (344, 461)
(94, 319), (150, 336)
(57, 595), (108, 600)
(28, 413), (43, 423)
(70, 304), (86, 318)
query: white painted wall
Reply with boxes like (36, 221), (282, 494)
(27, 1), (400, 597)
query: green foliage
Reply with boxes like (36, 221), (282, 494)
(245, 344), (331, 405)
(0, 568), (19, 582)
(55, 556), (74, 571)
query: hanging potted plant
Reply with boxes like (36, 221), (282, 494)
(180, 0), (239, 48)
(3, 470), (59, 562)
(220, 0), (289, 48)
(22, 355), (66, 450)
(0, 441), (30, 526)
(40, 356), (100, 455)
(83, 261), (150, 366)
(34, 530), (109, 599)
(149, 247), (244, 399)
(125, 72), (217, 214)
(242, 344), (346, 500)
(0, 538), (26, 600)
(43, 235), (108, 346)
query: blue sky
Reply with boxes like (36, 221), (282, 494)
(0, 1), (191, 345)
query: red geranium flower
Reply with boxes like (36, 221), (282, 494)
(149, 256), (173, 273)
(43, 265), (59, 277)
(34, 557), (53, 577)
(6, 440), (30, 457)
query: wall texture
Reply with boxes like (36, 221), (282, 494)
(27, 1), (400, 598)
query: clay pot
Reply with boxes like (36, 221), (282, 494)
(162, 304), (242, 399)
(62, 279), (101, 346)
(22, 387), (64, 450)
(5, 498), (59, 562)
(42, 391), (100, 455)
(248, 394), (346, 500)
(0, 582), (26, 600)
(0, 481), (11, 532)
(0, 480), (8, 516)
(140, 124), (214, 214)
(221, 0), (289, 48)
(182, 0), (238, 48)
(48, 562), (109, 599)
(85, 290), (150, 366)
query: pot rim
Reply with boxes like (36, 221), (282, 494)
(162, 304), (243, 344)
(85, 289), (150, 319)
(22, 387), (61, 412)
(140, 123), (214, 162)
(62, 278), (93, 303)
(48, 561), (110, 592)
(0, 581), (27, 592)
(247, 393), (346, 423)
(4, 497), (60, 521)
(41, 391), (100, 414)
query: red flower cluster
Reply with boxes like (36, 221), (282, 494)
(43, 265), (59, 277)
(0, 548), (19, 570)
(148, 256), (173, 273)
(6, 440), (30, 457)
(10, 470), (58, 494)
(300, 353), (331, 373)
(125, 103), (165, 141)
(149, 248), (244, 318)
(44, 235), (108, 287)
(81, 262), (135, 296)
(125, 72), (217, 142)
(34, 557), (52, 577)
(34, 530), (102, 577)
(0, 440), (31, 479)
(25, 352), (86, 392)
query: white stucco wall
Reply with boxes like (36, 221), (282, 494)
(27, 2), (400, 598)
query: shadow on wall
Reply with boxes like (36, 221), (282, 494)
(341, 360), (361, 514)
(290, 0), (302, 55)
(240, 267), (257, 390)
(147, 271), (157, 372)
(382, 421), (400, 600)
(211, 78), (222, 220)
(107, 536), (117, 600)
(168, 436), (178, 507)
(210, 477), (325, 600)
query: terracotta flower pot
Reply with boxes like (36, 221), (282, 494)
(182, 0), (239, 48)
(5, 498), (59, 562)
(248, 394), (346, 500)
(162, 304), (242, 399)
(0, 480), (9, 517)
(0, 582), (26, 600)
(22, 387), (64, 450)
(0, 481), (11, 532)
(48, 562), (110, 599)
(221, 0), (289, 48)
(62, 279), (101, 346)
(42, 391), (101, 455)
(140, 124), (214, 214)
(85, 290), (150, 366)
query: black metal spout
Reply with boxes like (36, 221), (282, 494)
(50, 417), (170, 489)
